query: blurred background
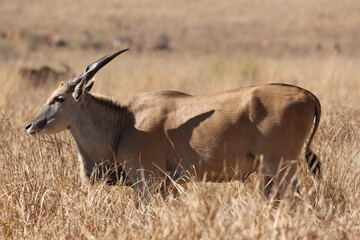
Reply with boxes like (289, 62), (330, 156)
(1, 0), (360, 121)
(1, 0), (359, 61)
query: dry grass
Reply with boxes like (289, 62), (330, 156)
(1, 52), (359, 239)
(1, 0), (360, 60)
(1, 0), (360, 239)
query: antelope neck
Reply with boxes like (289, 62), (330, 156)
(69, 94), (128, 166)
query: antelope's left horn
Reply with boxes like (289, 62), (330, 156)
(67, 48), (129, 86)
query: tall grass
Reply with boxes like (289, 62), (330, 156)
(0, 53), (359, 239)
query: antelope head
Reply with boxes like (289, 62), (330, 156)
(25, 49), (129, 136)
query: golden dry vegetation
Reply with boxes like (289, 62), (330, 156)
(1, 0), (360, 239)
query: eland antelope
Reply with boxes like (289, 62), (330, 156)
(25, 49), (321, 199)
(19, 64), (74, 86)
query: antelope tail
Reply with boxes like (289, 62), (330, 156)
(305, 98), (321, 176)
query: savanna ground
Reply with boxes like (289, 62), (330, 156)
(1, 0), (360, 239)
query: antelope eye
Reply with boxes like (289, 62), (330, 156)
(54, 96), (65, 103)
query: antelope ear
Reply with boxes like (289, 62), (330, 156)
(85, 79), (95, 92)
(73, 77), (86, 101)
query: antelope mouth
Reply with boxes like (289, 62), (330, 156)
(25, 118), (48, 136)
(26, 129), (43, 136)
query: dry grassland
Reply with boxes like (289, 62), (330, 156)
(1, 0), (360, 239)
(1, 53), (359, 239)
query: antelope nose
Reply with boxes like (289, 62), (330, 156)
(25, 123), (32, 131)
